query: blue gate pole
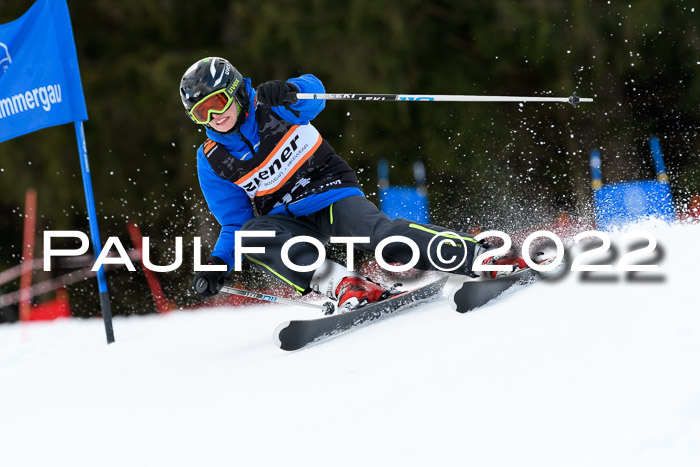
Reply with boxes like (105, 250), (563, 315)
(74, 121), (115, 344)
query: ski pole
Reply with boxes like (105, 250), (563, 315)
(219, 284), (336, 315)
(296, 92), (592, 107)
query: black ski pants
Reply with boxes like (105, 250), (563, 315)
(240, 195), (478, 294)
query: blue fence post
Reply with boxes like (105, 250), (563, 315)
(378, 158), (390, 190)
(648, 136), (669, 184)
(589, 149), (603, 191)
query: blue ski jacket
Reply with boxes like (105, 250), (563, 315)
(196, 75), (364, 269)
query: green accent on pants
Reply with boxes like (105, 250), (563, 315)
(408, 223), (478, 244)
(244, 254), (305, 294)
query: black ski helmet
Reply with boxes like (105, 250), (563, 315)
(179, 57), (249, 133)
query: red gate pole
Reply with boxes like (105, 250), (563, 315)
(19, 188), (37, 321)
(126, 221), (172, 313)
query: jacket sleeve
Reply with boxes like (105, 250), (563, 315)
(271, 74), (326, 124)
(197, 147), (255, 270)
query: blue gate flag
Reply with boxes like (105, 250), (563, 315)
(0, 1), (114, 344)
(0, 0), (88, 143)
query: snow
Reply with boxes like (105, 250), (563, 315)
(1, 222), (700, 467)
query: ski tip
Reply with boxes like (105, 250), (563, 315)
(446, 282), (464, 313)
(273, 320), (291, 349)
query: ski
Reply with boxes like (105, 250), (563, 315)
(447, 269), (540, 313)
(448, 255), (557, 313)
(274, 277), (448, 351)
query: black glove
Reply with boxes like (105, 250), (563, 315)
(256, 80), (298, 107)
(193, 256), (227, 297)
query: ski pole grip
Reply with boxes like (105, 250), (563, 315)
(285, 91), (299, 103)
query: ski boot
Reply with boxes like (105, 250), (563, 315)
(335, 276), (391, 313)
(481, 254), (529, 279)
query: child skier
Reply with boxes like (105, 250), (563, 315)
(181, 57), (492, 312)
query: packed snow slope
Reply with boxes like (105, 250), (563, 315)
(1, 221), (699, 467)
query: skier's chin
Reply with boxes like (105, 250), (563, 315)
(211, 119), (233, 132)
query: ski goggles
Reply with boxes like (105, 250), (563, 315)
(187, 88), (238, 125)
(187, 73), (244, 125)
